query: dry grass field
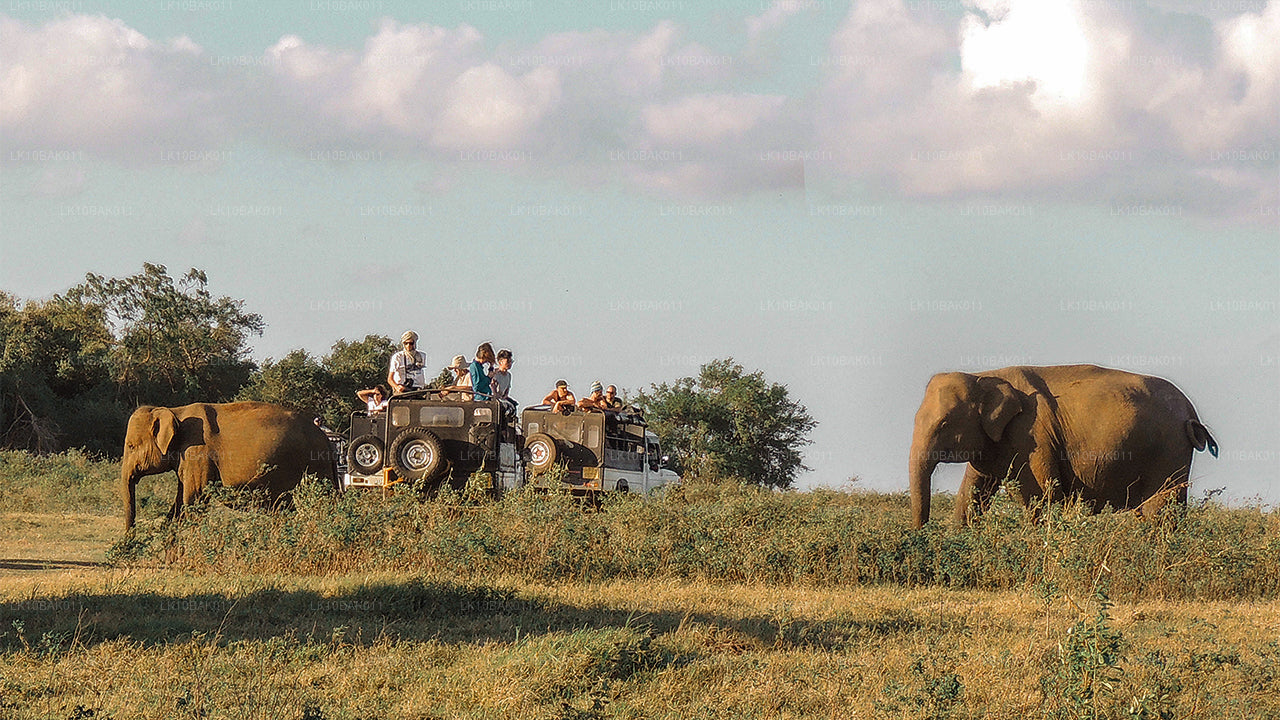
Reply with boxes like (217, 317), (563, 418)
(1, 450), (1278, 719)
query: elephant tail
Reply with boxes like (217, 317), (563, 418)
(1186, 420), (1219, 458)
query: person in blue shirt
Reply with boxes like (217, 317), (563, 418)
(469, 342), (495, 400)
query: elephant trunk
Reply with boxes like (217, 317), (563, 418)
(121, 462), (138, 531)
(909, 438), (939, 529)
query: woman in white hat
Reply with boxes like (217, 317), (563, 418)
(439, 354), (473, 400)
(387, 330), (427, 393)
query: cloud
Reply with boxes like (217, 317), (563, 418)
(0, 6), (1273, 215)
(265, 20), (564, 150)
(0, 14), (224, 156)
(643, 94), (785, 145)
(747, 0), (810, 40)
(259, 18), (794, 195)
(814, 0), (1279, 215)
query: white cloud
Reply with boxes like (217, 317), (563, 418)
(747, 0), (809, 40)
(961, 0), (1091, 107)
(814, 0), (1279, 214)
(0, 14), (222, 155)
(432, 63), (561, 149)
(643, 94), (785, 145)
(0, 7), (1272, 214)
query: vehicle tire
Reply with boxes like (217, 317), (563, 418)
(389, 428), (445, 482)
(347, 434), (385, 475)
(615, 480), (629, 494)
(524, 433), (558, 474)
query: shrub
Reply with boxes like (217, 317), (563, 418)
(98, 474), (1280, 602)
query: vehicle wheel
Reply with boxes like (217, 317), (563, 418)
(524, 433), (558, 474)
(616, 480), (629, 494)
(389, 428), (445, 481)
(347, 434), (384, 475)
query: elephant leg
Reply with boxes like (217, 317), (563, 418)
(1004, 455), (1051, 522)
(167, 475), (184, 521)
(953, 465), (999, 526)
(171, 447), (212, 521)
(1137, 464), (1190, 519)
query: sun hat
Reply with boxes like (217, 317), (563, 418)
(401, 330), (418, 344)
(448, 355), (467, 370)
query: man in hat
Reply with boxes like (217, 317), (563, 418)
(542, 380), (576, 414)
(388, 330), (427, 393)
(577, 380), (607, 411)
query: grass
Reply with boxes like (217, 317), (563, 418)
(106, 470), (1280, 602)
(2, 450), (1279, 718)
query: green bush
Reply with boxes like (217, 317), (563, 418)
(99, 473), (1280, 602)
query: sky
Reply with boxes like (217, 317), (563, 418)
(1, 0), (1277, 503)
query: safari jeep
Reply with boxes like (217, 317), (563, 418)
(344, 391), (520, 492)
(520, 406), (680, 494)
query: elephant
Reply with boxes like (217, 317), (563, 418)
(121, 402), (338, 530)
(908, 364), (1218, 528)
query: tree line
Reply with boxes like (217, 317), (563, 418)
(1, 264), (816, 488)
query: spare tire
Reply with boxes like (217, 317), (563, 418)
(389, 427), (445, 482)
(347, 434), (385, 475)
(524, 433), (558, 474)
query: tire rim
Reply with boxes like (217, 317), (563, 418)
(355, 443), (380, 468)
(402, 441), (435, 471)
(529, 441), (550, 467)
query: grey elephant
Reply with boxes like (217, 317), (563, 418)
(908, 364), (1218, 528)
(121, 402), (338, 530)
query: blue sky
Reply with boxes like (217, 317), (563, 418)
(1, 0), (1277, 502)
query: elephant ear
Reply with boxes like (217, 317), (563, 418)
(978, 377), (1021, 442)
(154, 407), (180, 455)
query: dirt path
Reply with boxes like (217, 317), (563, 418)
(0, 512), (117, 575)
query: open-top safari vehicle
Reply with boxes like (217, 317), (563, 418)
(520, 405), (680, 494)
(342, 392), (678, 495)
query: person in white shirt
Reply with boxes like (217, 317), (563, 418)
(357, 384), (389, 413)
(388, 330), (427, 393)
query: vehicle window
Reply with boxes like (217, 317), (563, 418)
(419, 406), (465, 427)
(548, 417), (581, 443)
(648, 442), (660, 472)
(391, 406), (411, 427)
(527, 422), (539, 435)
(604, 442), (643, 471)
(473, 408), (493, 423)
(585, 426), (600, 449)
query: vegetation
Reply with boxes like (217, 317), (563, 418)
(2, 450), (1279, 718)
(98, 472), (1280, 603)
(2, 267), (400, 452)
(0, 264), (263, 455)
(235, 335), (396, 430)
(634, 358), (817, 489)
(5, 269), (802, 488)
(70, 264), (265, 409)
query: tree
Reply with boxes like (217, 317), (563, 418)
(237, 335), (396, 430)
(0, 291), (119, 453)
(69, 263), (264, 407)
(322, 335), (397, 404)
(633, 358), (816, 489)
